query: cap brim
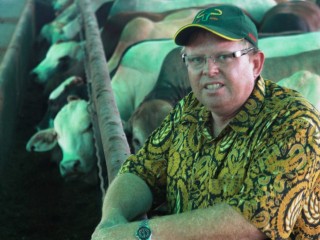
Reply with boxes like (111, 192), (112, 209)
(174, 24), (243, 46)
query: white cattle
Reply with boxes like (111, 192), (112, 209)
(41, 0), (113, 44)
(100, 10), (172, 60)
(29, 39), (176, 121)
(30, 41), (85, 85)
(258, 1), (320, 36)
(262, 48), (320, 83)
(259, 31), (320, 58)
(112, 39), (177, 121)
(107, 0), (279, 72)
(40, 3), (78, 44)
(126, 46), (190, 153)
(128, 99), (173, 153)
(113, 32), (320, 121)
(39, 75), (77, 129)
(109, 0), (277, 23)
(36, 75), (88, 130)
(107, 8), (201, 73)
(25, 71), (320, 183)
(31, 30), (320, 121)
(34, 21), (320, 103)
(26, 99), (97, 184)
(258, 32), (320, 82)
(259, 32), (320, 82)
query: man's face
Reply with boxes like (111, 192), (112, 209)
(184, 32), (261, 118)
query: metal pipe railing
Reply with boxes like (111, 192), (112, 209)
(76, 0), (131, 184)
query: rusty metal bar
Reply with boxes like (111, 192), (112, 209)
(76, 0), (131, 184)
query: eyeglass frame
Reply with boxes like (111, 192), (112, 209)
(181, 47), (257, 70)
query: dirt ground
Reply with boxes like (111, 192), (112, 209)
(0, 70), (103, 240)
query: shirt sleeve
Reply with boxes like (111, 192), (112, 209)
(227, 113), (320, 239)
(118, 102), (181, 205)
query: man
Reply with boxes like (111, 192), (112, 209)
(92, 5), (320, 240)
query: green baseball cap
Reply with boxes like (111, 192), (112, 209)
(174, 5), (258, 47)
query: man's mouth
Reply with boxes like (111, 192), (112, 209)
(205, 83), (223, 90)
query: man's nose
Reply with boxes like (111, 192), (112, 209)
(203, 58), (219, 76)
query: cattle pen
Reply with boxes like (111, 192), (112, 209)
(0, 0), (129, 239)
(1, 0), (320, 239)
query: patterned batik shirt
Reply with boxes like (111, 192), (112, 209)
(119, 77), (320, 239)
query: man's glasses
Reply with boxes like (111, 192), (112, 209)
(182, 47), (257, 70)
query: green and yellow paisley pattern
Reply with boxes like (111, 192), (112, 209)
(119, 77), (320, 239)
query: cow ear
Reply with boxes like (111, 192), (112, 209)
(67, 95), (80, 102)
(73, 76), (84, 85)
(26, 128), (58, 152)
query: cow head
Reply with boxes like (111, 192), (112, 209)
(30, 41), (85, 85)
(40, 21), (69, 44)
(39, 3), (78, 44)
(36, 76), (87, 130)
(126, 99), (172, 153)
(26, 99), (97, 184)
(52, 0), (74, 15)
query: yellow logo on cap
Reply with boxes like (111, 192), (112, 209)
(195, 8), (223, 22)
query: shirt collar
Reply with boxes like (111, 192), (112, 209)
(230, 77), (266, 134)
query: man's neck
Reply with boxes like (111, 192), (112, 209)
(211, 112), (235, 137)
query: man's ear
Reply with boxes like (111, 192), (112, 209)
(252, 51), (265, 79)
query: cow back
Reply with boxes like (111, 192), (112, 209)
(126, 47), (191, 153)
(262, 49), (320, 82)
(144, 47), (191, 107)
(259, 1), (320, 37)
(277, 70), (320, 111)
(109, 0), (276, 23)
(101, 11), (170, 59)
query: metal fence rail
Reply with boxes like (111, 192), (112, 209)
(77, 0), (131, 186)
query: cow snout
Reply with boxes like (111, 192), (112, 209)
(26, 144), (36, 152)
(28, 71), (47, 88)
(29, 71), (39, 83)
(60, 160), (81, 179)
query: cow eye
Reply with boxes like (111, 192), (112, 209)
(57, 56), (71, 71)
(82, 123), (92, 133)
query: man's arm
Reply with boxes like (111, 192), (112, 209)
(93, 202), (267, 240)
(95, 173), (153, 229)
(91, 173), (267, 240)
(151, 203), (266, 240)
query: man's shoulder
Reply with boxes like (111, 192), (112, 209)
(261, 79), (320, 128)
